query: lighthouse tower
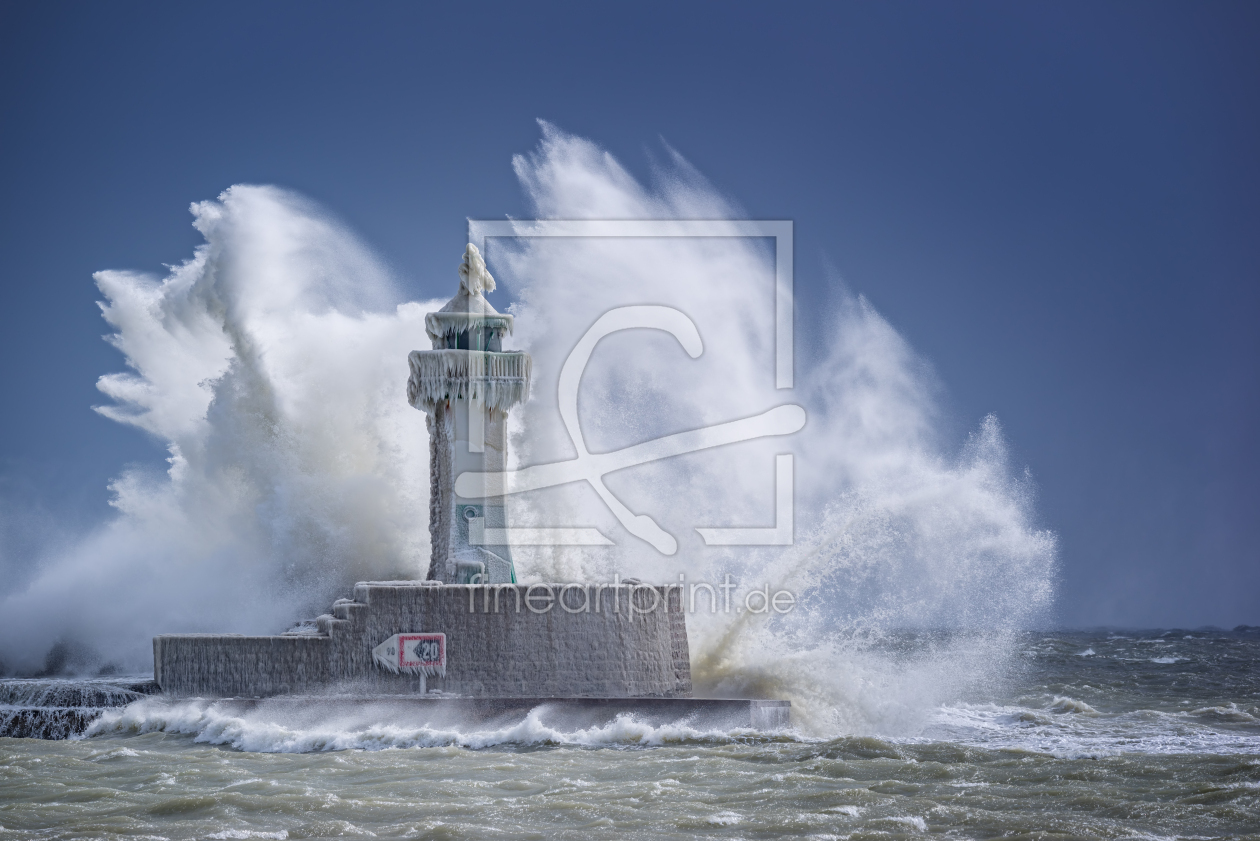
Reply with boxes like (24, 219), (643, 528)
(406, 244), (532, 584)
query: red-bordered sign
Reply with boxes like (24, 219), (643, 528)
(371, 632), (447, 675)
(398, 633), (445, 669)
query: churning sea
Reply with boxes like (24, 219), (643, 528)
(2, 630), (1258, 840)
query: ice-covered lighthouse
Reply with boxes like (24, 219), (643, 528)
(144, 243), (786, 726)
(406, 244), (530, 585)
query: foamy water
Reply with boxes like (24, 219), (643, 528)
(56, 631), (1253, 758)
(85, 699), (769, 753)
(3, 631), (1258, 839)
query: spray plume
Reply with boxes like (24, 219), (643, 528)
(0, 124), (1055, 735)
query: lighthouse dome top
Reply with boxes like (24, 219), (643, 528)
(425, 243), (515, 348)
(458, 242), (494, 296)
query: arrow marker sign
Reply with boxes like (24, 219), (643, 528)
(372, 633), (446, 676)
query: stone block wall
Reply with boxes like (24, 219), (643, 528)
(153, 634), (334, 697)
(154, 582), (692, 698)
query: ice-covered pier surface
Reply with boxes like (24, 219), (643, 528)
(0, 677), (159, 738)
(178, 696), (790, 731)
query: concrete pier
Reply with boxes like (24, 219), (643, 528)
(154, 582), (692, 699)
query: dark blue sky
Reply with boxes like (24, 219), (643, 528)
(1, 1), (1256, 627)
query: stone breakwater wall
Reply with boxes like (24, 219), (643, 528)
(154, 582), (692, 698)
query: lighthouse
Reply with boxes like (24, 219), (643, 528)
(406, 244), (532, 584)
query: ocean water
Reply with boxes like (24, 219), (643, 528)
(3, 630), (1257, 840)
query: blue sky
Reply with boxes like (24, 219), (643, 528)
(1, 1), (1256, 628)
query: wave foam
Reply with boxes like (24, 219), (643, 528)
(85, 698), (781, 752)
(923, 700), (1260, 758)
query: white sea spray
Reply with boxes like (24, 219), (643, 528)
(0, 125), (1056, 738)
(0, 186), (439, 672)
(502, 124), (1056, 734)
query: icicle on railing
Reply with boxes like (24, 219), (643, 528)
(406, 349), (532, 413)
